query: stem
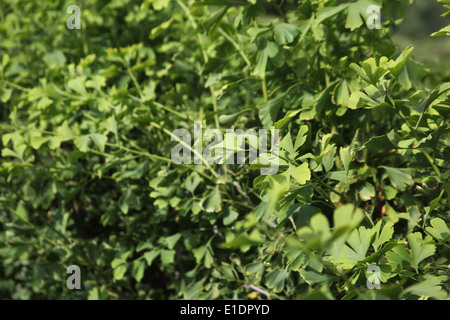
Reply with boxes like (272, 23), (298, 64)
(153, 101), (189, 120)
(210, 86), (220, 129)
(4, 204), (59, 247)
(2, 80), (30, 92)
(125, 62), (143, 98)
(311, 170), (349, 203)
(218, 27), (251, 68)
(262, 74), (268, 103)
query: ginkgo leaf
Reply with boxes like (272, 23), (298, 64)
(407, 233), (436, 272)
(258, 92), (286, 126)
(342, 226), (374, 262)
(425, 218), (450, 242)
(299, 269), (335, 286)
(74, 135), (90, 152)
(289, 163), (311, 185)
(132, 260), (146, 282)
(265, 173), (290, 212)
(160, 249), (176, 265)
(144, 250), (160, 266)
(381, 166), (414, 191)
(387, 45), (414, 79)
(89, 133), (107, 152)
(264, 269), (290, 292)
(252, 37), (278, 78)
(74, 134), (107, 152)
(203, 187), (222, 213)
(280, 131), (295, 156)
(402, 276), (448, 300)
(372, 220), (394, 251)
(345, 0), (381, 31)
(274, 23), (299, 45)
(30, 136), (50, 150)
(119, 188), (141, 214)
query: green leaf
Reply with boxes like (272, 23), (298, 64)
(357, 182), (375, 201)
(258, 92), (286, 126)
(372, 221), (394, 251)
(345, 1), (363, 30)
(193, 245), (207, 264)
(298, 285), (335, 300)
(1, 54), (10, 70)
(165, 233), (182, 249)
(274, 109), (300, 129)
(381, 166), (414, 191)
(89, 134), (107, 152)
(423, 189), (445, 226)
(74, 135), (90, 152)
(334, 80), (350, 106)
(350, 56), (389, 85)
(431, 25), (450, 37)
(294, 125), (309, 150)
(345, 0), (381, 31)
(67, 76), (87, 96)
(315, 4), (349, 26)
(280, 131), (295, 156)
(335, 226), (374, 267)
(407, 233), (436, 272)
(252, 37), (279, 78)
(264, 269), (290, 292)
(220, 229), (265, 249)
(144, 250), (160, 266)
(348, 91), (378, 109)
(204, 6), (228, 34)
(274, 23), (299, 45)
(339, 146), (351, 174)
(160, 249), (176, 265)
(223, 208), (239, 226)
(288, 163), (311, 185)
(310, 213), (331, 240)
(56, 121), (75, 141)
(203, 187), (222, 213)
(386, 245), (411, 271)
(402, 276), (448, 300)
(387, 45), (414, 79)
(333, 204), (364, 230)
(119, 188), (141, 214)
(30, 136), (50, 150)
(147, 0), (170, 11)
(132, 260), (146, 282)
(360, 130), (401, 150)
(425, 218), (450, 242)
(299, 270), (335, 286)
(1, 88), (12, 103)
(113, 264), (127, 281)
(43, 50), (66, 68)
(265, 173), (290, 212)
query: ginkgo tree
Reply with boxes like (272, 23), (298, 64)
(0, 0), (448, 300)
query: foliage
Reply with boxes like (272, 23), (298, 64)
(0, 0), (449, 300)
(431, 0), (450, 36)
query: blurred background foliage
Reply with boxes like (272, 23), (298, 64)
(392, 0), (450, 76)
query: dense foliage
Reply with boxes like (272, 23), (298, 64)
(0, 0), (449, 300)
